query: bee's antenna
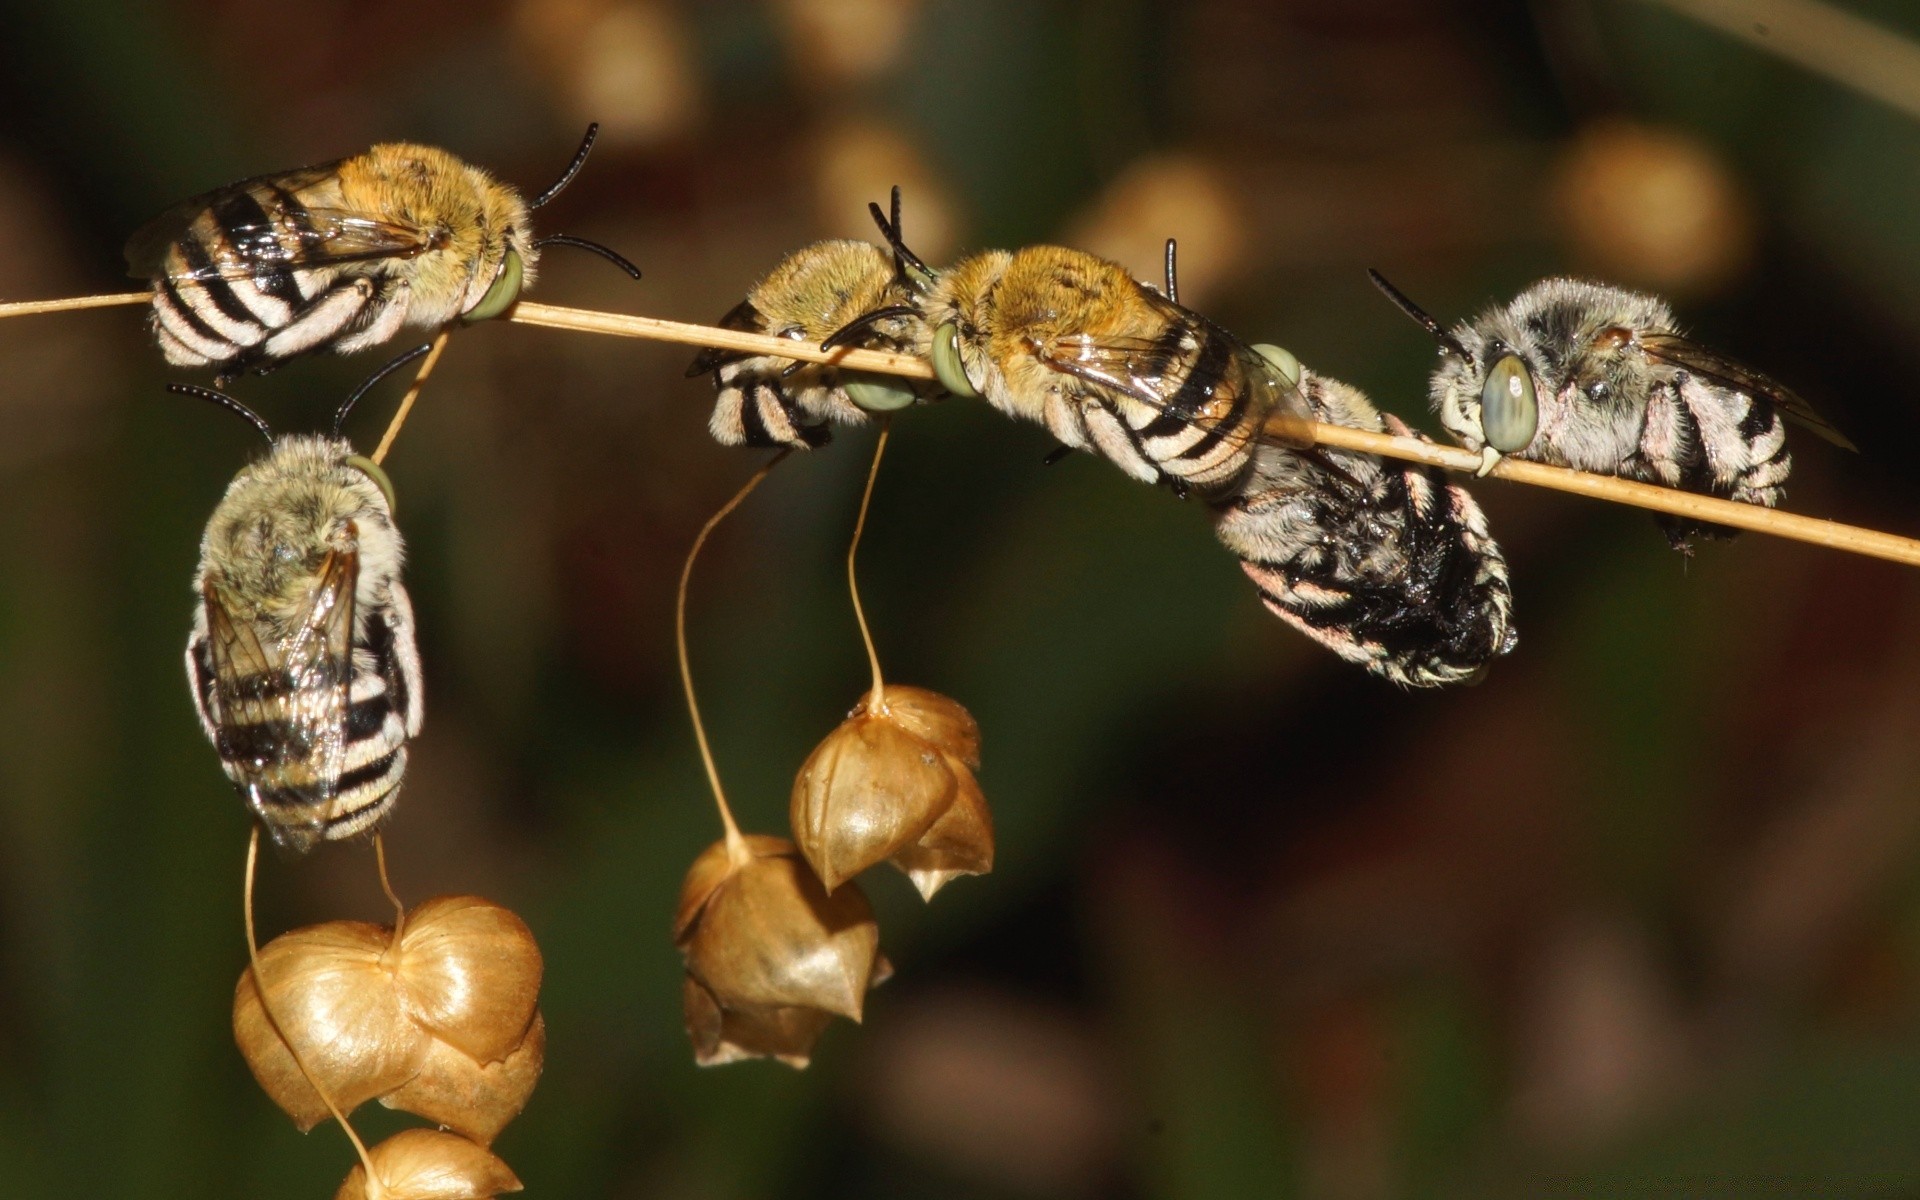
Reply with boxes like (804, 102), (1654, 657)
(1164, 238), (1179, 305)
(1368, 269), (1470, 359)
(168, 382), (275, 445)
(529, 123), (601, 210)
(820, 304), (918, 351)
(868, 186), (936, 282)
(532, 234), (643, 280)
(333, 342), (433, 436)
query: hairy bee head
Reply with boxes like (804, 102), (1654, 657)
(199, 435), (401, 621)
(1431, 277), (1675, 455)
(922, 250), (1013, 399)
(344, 143), (536, 326)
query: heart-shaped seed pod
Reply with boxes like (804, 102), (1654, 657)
(397, 896), (543, 1064)
(235, 896), (544, 1132)
(677, 835), (883, 1066)
(380, 1012), (546, 1145)
(791, 686), (993, 897)
(333, 1129), (522, 1200)
(233, 921), (430, 1130)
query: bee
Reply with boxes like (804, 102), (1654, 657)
(127, 124), (641, 384)
(687, 187), (937, 449)
(1370, 272), (1856, 550)
(897, 236), (1515, 687)
(179, 350), (427, 853)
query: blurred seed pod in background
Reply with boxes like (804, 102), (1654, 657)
(512, 0), (703, 148)
(807, 117), (960, 264)
(332, 1129), (523, 1200)
(675, 834), (884, 1067)
(234, 897), (544, 1132)
(791, 686), (993, 897)
(1066, 153), (1248, 309)
(1552, 118), (1756, 297)
(773, 0), (921, 87)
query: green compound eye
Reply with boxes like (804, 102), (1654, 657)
(930, 322), (981, 398)
(345, 454), (398, 514)
(1250, 343), (1302, 389)
(1480, 354), (1538, 454)
(843, 372), (920, 413)
(464, 248), (525, 324)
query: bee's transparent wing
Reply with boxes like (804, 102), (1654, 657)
(1639, 333), (1857, 452)
(201, 548), (358, 848)
(126, 165), (437, 283)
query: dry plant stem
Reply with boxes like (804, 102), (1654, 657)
(8, 291), (1916, 565)
(1643, 0), (1920, 123)
(372, 833), (407, 946)
(678, 450), (793, 864)
(0, 291), (150, 318)
(370, 329), (452, 467)
(849, 421), (892, 713)
(244, 828), (383, 1193)
(1271, 414), (1920, 568)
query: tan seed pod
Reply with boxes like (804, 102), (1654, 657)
(397, 896), (543, 1064)
(871, 686), (981, 768)
(333, 1129), (523, 1200)
(677, 835), (883, 1065)
(791, 697), (958, 891)
(889, 762), (994, 900)
(380, 1011), (546, 1146)
(233, 921), (430, 1131)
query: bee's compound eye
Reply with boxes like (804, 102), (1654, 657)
(464, 248), (525, 324)
(345, 454), (398, 514)
(931, 322), (981, 398)
(844, 371), (919, 413)
(1250, 343), (1302, 389)
(1480, 355), (1538, 454)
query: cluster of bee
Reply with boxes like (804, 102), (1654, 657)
(690, 193), (1849, 686)
(153, 127), (640, 853)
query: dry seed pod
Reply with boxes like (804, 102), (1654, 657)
(398, 896), (543, 1064)
(791, 686), (992, 896)
(381, 1012), (546, 1146)
(676, 834), (883, 1067)
(233, 921), (430, 1130)
(333, 1128), (522, 1200)
(234, 895), (543, 1131)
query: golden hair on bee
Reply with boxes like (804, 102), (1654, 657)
(178, 355), (426, 853)
(128, 124), (641, 384)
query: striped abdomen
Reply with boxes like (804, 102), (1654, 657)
(188, 592), (421, 852)
(146, 182), (406, 380)
(1211, 375), (1517, 688)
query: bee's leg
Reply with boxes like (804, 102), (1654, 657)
(1474, 446), (1502, 477)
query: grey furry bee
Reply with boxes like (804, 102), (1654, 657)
(180, 352), (426, 852)
(1371, 273), (1855, 549)
(896, 233), (1515, 686)
(687, 188), (936, 448)
(128, 124), (639, 384)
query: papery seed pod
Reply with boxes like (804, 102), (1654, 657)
(381, 1012), (546, 1146)
(791, 707), (956, 892)
(792, 686), (993, 896)
(397, 896), (543, 1064)
(233, 921), (430, 1130)
(235, 896), (543, 1131)
(676, 835), (883, 1067)
(333, 1129), (522, 1200)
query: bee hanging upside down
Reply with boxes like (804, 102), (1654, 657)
(181, 353), (427, 852)
(128, 124), (641, 384)
(688, 187), (938, 449)
(1371, 272), (1856, 551)
(885, 233), (1516, 687)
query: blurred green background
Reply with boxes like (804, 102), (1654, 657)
(2, 0), (1920, 1195)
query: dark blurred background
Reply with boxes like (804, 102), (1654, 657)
(2, 0), (1919, 1195)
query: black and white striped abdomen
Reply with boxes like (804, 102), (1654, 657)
(147, 185), (404, 379)
(1210, 376), (1517, 688)
(707, 355), (857, 449)
(187, 589), (423, 852)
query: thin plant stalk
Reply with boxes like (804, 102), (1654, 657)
(676, 451), (792, 864)
(849, 420), (892, 712)
(370, 330), (451, 467)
